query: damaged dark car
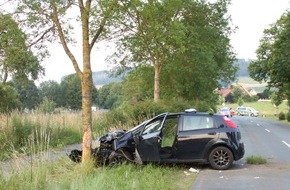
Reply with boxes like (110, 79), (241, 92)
(69, 109), (244, 170)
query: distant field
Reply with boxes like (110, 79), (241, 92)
(236, 76), (268, 93)
(237, 77), (263, 84)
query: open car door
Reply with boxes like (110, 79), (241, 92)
(134, 113), (168, 162)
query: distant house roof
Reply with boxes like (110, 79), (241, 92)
(248, 89), (258, 96)
(218, 88), (232, 97)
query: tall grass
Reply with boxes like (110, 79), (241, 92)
(0, 158), (196, 190)
(0, 111), (104, 160)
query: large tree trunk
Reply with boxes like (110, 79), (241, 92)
(81, 48), (93, 162)
(154, 65), (160, 102)
(81, 5), (93, 163)
(81, 67), (93, 163)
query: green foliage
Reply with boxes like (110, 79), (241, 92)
(60, 74), (82, 110)
(38, 97), (56, 114)
(278, 112), (286, 120)
(0, 112), (82, 160)
(60, 74), (98, 110)
(232, 87), (243, 103)
(0, 14), (43, 83)
(97, 82), (122, 109)
(237, 97), (244, 106)
(270, 92), (282, 107)
(39, 80), (63, 107)
(11, 79), (41, 110)
(243, 95), (259, 102)
(113, 0), (236, 102)
(121, 65), (154, 103)
(0, 83), (21, 113)
(246, 155), (267, 164)
(0, 160), (196, 190)
(287, 112), (290, 122)
(249, 12), (290, 103)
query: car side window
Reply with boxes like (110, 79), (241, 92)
(182, 115), (213, 131)
(142, 119), (162, 135)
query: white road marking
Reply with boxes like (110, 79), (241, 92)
(282, 141), (290, 149)
(265, 129), (271, 133)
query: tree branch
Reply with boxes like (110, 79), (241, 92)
(50, 1), (82, 78)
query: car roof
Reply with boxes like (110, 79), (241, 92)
(166, 111), (216, 117)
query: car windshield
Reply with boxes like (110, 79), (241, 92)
(221, 108), (229, 111)
(127, 120), (149, 132)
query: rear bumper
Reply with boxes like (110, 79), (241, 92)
(234, 142), (245, 160)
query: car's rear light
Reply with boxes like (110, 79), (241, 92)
(222, 116), (237, 128)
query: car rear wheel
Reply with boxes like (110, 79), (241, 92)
(209, 146), (233, 170)
(108, 150), (133, 166)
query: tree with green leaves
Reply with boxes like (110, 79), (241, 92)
(97, 82), (122, 109)
(12, 0), (120, 163)
(112, 0), (186, 102)
(0, 83), (21, 114)
(11, 79), (41, 110)
(0, 14), (43, 83)
(249, 12), (290, 106)
(164, 0), (236, 101)
(117, 0), (236, 105)
(38, 96), (57, 114)
(39, 80), (63, 107)
(60, 74), (82, 110)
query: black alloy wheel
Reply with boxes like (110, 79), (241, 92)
(209, 146), (233, 170)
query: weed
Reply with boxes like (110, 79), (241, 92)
(246, 155), (267, 164)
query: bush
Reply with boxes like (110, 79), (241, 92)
(38, 97), (56, 114)
(278, 112), (286, 120)
(246, 155), (267, 164)
(287, 112), (290, 122)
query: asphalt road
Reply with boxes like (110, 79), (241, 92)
(190, 116), (290, 190)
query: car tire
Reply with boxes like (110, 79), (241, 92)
(209, 146), (233, 170)
(108, 150), (133, 166)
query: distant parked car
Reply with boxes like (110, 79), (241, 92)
(237, 106), (259, 117)
(220, 107), (231, 117)
(229, 108), (235, 116)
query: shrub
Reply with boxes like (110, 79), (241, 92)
(246, 155), (267, 164)
(278, 112), (286, 120)
(37, 97), (56, 114)
(287, 112), (290, 122)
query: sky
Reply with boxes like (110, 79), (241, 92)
(229, 0), (289, 60)
(2, 0), (290, 83)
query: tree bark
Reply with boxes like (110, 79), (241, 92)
(154, 65), (160, 102)
(80, 0), (93, 163)
(81, 66), (93, 163)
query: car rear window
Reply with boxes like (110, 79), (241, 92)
(182, 115), (214, 131)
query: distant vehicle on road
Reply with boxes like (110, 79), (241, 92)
(220, 107), (232, 117)
(237, 106), (259, 117)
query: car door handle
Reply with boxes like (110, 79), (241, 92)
(208, 132), (216, 135)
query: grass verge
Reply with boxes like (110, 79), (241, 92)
(0, 158), (197, 190)
(246, 155), (267, 165)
